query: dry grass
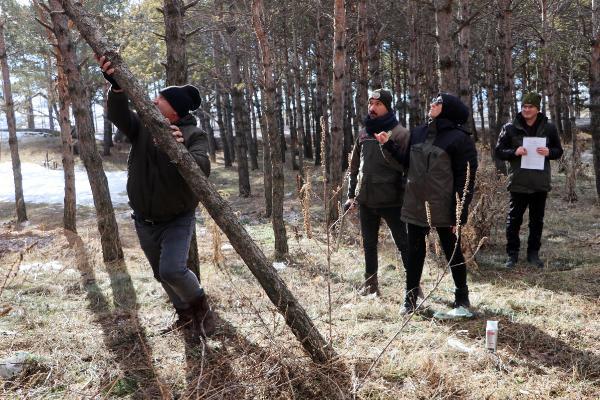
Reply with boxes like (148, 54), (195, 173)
(0, 136), (599, 399)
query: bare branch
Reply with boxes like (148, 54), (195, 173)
(183, 0), (200, 11)
(34, 17), (55, 32)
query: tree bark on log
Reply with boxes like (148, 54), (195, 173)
(51, 0), (123, 262)
(58, 0), (334, 364)
(0, 20), (28, 224)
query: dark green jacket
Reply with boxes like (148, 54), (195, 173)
(384, 118), (477, 228)
(495, 113), (563, 193)
(108, 90), (210, 221)
(347, 123), (409, 208)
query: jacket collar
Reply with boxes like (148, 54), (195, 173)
(513, 112), (547, 134)
(175, 113), (197, 127)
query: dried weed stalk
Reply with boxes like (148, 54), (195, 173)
(298, 167), (313, 239)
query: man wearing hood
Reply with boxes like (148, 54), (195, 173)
(375, 93), (478, 314)
(98, 55), (216, 338)
(344, 89), (410, 296)
(495, 92), (563, 269)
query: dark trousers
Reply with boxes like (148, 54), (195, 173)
(359, 205), (409, 276)
(405, 223), (467, 293)
(506, 191), (548, 257)
(134, 210), (203, 310)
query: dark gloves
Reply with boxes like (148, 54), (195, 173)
(101, 70), (121, 90)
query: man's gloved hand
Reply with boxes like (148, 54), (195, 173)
(343, 198), (356, 213)
(101, 70), (121, 90)
(96, 55), (121, 90)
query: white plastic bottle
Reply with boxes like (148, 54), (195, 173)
(486, 320), (499, 352)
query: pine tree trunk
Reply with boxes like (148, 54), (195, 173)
(200, 96), (217, 162)
(163, 0), (187, 85)
(51, 0), (123, 262)
(257, 90), (273, 217)
(44, 54), (56, 132)
(591, 0), (600, 198)
(328, 0), (347, 223)
(37, 5), (76, 231)
(367, 7), (382, 89)
(251, 0), (289, 259)
(355, 0), (368, 126)
(302, 56), (314, 160)
(435, 0), (457, 93)
(292, 28), (306, 174)
(102, 88), (113, 156)
(26, 96), (35, 130)
(457, 0), (474, 134)
(408, 0), (421, 129)
(315, 9), (329, 167)
(224, 22), (251, 197)
(498, 0), (514, 124)
(224, 96), (236, 162)
(243, 63), (259, 170)
(0, 20), (28, 223)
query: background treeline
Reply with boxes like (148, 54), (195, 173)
(1, 0), (599, 221)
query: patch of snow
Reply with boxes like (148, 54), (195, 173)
(220, 243), (234, 251)
(0, 162), (128, 206)
(20, 261), (64, 273)
(272, 261), (287, 271)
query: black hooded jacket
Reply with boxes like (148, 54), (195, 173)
(495, 112), (563, 193)
(108, 90), (210, 221)
(383, 94), (478, 227)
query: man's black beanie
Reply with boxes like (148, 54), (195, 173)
(159, 85), (202, 118)
(437, 93), (469, 125)
(369, 89), (393, 112)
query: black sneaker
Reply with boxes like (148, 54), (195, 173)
(400, 289), (418, 315)
(527, 251), (544, 268)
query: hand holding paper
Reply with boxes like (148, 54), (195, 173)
(520, 137), (546, 170)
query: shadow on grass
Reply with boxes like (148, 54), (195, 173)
(181, 318), (352, 399)
(65, 232), (169, 399)
(440, 310), (600, 381)
(468, 257), (600, 299)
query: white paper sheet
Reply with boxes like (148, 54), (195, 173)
(520, 137), (546, 170)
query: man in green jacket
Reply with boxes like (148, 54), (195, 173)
(98, 55), (216, 338)
(344, 89), (410, 296)
(495, 92), (563, 269)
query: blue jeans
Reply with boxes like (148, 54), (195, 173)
(134, 210), (203, 310)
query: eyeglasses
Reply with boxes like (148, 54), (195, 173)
(430, 96), (443, 105)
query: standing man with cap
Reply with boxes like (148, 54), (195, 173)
(375, 93), (478, 314)
(344, 89), (410, 296)
(495, 92), (563, 269)
(97, 55), (216, 338)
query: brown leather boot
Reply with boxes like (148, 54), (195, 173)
(191, 294), (216, 337)
(359, 273), (380, 296)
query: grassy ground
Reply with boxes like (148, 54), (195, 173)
(0, 134), (599, 399)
